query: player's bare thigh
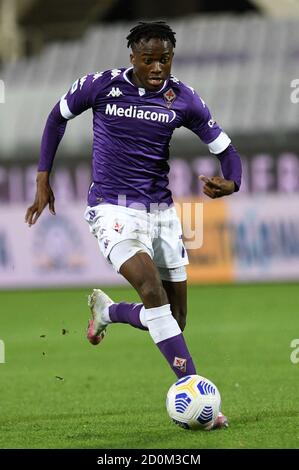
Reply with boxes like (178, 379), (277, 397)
(119, 251), (168, 308)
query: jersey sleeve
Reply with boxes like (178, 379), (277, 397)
(59, 72), (104, 120)
(183, 88), (231, 154)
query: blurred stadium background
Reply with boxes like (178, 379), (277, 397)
(0, 0), (299, 450)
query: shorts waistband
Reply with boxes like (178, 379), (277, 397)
(89, 202), (174, 214)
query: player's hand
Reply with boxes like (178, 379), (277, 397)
(199, 175), (235, 199)
(25, 172), (56, 227)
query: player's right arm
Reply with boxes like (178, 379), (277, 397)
(25, 73), (102, 226)
(25, 101), (67, 226)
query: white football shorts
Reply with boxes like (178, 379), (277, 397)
(84, 203), (188, 280)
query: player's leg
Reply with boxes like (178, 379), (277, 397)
(152, 206), (188, 332)
(118, 251), (196, 378)
(161, 279), (187, 331)
(88, 247), (196, 377)
(155, 210), (228, 429)
(85, 203), (182, 336)
(84, 204), (196, 377)
(100, 245), (165, 331)
(119, 251), (168, 307)
(85, 204), (154, 343)
(159, 274), (228, 429)
(87, 239), (151, 345)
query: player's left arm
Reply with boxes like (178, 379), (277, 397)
(199, 144), (242, 199)
(183, 88), (242, 198)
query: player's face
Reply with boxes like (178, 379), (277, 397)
(130, 38), (174, 91)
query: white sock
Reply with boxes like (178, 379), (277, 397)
(145, 304), (181, 344)
(139, 306), (148, 328)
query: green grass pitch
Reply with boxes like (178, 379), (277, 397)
(0, 284), (298, 449)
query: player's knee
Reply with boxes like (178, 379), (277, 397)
(138, 278), (166, 306)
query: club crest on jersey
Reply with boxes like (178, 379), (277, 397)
(163, 88), (176, 108)
(173, 356), (187, 372)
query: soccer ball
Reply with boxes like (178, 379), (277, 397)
(166, 374), (221, 430)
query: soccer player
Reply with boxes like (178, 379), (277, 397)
(25, 21), (242, 429)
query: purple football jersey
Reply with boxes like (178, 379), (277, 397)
(58, 67), (231, 208)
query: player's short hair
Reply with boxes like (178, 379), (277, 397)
(126, 21), (176, 49)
